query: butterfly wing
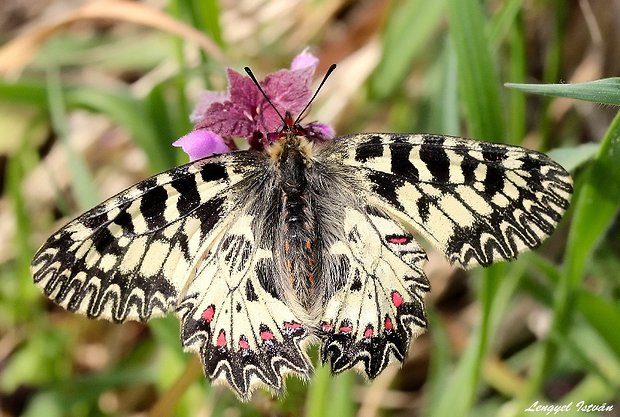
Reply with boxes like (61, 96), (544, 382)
(313, 133), (571, 375)
(318, 205), (429, 377)
(318, 133), (573, 269)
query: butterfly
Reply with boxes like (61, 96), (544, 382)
(31, 67), (573, 400)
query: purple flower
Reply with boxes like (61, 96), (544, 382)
(173, 130), (231, 160)
(173, 49), (334, 161)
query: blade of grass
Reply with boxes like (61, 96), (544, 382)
(369, 0), (447, 100)
(6, 117), (48, 317)
(46, 69), (100, 210)
(0, 80), (48, 103)
(184, 0), (223, 46)
(505, 78), (620, 106)
(487, 0), (523, 47)
(520, 110), (620, 404)
(146, 83), (180, 152)
(546, 142), (599, 172)
(423, 309), (453, 415)
(578, 291), (620, 361)
(65, 88), (176, 172)
(305, 361), (332, 417)
(427, 2), (508, 415)
(428, 37), (460, 135)
(429, 263), (523, 417)
(0, 80), (176, 172)
(0, 0), (226, 78)
(505, 10), (526, 145)
(447, 0), (504, 140)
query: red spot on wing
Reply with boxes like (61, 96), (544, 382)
(321, 322), (333, 332)
(391, 291), (404, 308)
(363, 326), (374, 338)
(239, 337), (249, 350)
(387, 235), (411, 245)
(201, 305), (215, 323)
(384, 316), (394, 331)
(284, 321), (302, 330)
(260, 330), (274, 341)
(216, 330), (227, 347)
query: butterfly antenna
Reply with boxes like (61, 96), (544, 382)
(244, 67), (286, 125)
(294, 63), (337, 125)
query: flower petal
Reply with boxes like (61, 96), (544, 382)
(173, 129), (231, 160)
(306, 122), (335, 142)
(291, 48), (319, 71)
(190, 91), (229, 124)
(195, 69), (265, 138)
(263, 68), (314, 117)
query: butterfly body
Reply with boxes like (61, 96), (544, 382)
(32, 132), (572, 398)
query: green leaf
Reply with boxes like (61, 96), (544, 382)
(523, 110), (620, 402)
(546, 142), (600, 172)
(46, 69), (100, 210)
(565, 110), (620, 285)
(505, 78), (620, 106)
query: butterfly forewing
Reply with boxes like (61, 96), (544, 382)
(31, 155), (250, 321)
(320, 133), (573, 269)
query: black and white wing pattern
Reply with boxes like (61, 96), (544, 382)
(31, 155), (243, 322)
(31, 152), (311, 398)
(176, 206), (312, 398)
(319, 133), (573, 269)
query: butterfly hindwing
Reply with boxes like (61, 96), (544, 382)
(318, 205), (429, 377)
(319, 133), (573, 269)
(176, 209), (312, 398)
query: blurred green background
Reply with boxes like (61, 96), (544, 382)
(0, 0), (619, 416)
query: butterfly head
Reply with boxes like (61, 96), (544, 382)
(245, 64), (337, 148)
